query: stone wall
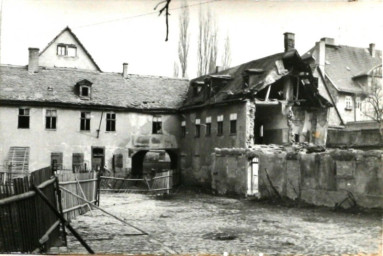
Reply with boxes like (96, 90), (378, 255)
(212, 147), (383, 209)
(327, 127), (383, 149)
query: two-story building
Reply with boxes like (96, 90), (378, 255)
(0, 27), (189, 176)
(179, 33), (331, 186)
(302, 38), (383, 148)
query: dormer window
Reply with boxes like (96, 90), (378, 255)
(57, 44), (77, 57)
(81, 86), (90, 97)
(76, 79), (93, 99)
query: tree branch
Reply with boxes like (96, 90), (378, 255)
(155, 0), (172, 41)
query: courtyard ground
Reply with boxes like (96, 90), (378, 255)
(63, 191), (382, 255)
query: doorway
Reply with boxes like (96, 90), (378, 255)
(247, 157), (259, 196)
(92, 147), (105, 171)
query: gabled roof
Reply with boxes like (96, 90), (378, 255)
(39, 27), (102, 72)
(303, 43), (382, 94)
(0, 65), (189, 111)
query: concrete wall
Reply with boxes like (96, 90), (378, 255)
(180, 101), (249, 186)
(212, 147), (383, 209)
(39, 30), (99, 71)
(0, 106), (180, 173)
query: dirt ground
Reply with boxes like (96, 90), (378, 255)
(63, 191), (382, 255)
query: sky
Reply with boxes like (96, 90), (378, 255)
(0, 0), (382, 78)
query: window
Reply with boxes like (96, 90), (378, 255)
(205, 117), (211, 136)
(195, 119), (201, 137)
(152, 116), (162, 134)
(181, 121), (186, 138)
(46, 109), (57, 130)
(80, 112), (91, 131)
(18, 108), (30, 129)
(345, 96), (352, 110)
(51, 152), (63, 171)
(230, 113), (237, 134)
(81, 86), (90, 97)
(67, 46), (77, 57)
(356, 97), (361, 109)
(57, 44), (77, 57)
(106, 113), (116, 132)
(217, 115), (224, 136)
(57, 45), (66, 56)
(72, 153), (84, 172)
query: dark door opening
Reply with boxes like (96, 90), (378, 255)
(131, 150), (178, 178)
(131, 150), (148, 178)
(92, 147), (105, 171)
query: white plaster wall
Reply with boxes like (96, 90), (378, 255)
(39, 30), (99, 71)
(0, 106), (179, 171)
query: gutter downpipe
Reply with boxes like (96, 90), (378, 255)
(317, 67), (345, 126)
(97, 111), (104, 138)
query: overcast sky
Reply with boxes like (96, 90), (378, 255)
(0, 0), (382, 78)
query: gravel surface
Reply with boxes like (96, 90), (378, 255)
(63, 192), (382, 255)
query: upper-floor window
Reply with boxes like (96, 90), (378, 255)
(356, 97), (361, 109)
(152, 116), (162, 134)
(230, 113), (237, 134)
(80, 112), (91, 131)
(46, 109), (57, 130)
(195, 119), (201, 137)
(217, 115), (224, 136)
(181, 121), (186, 138)
(106, 113), (116, 132)
(18, 108), (30, 129)
(57, 44), (77, 57)
(205, 117), (211, 136)
(345, 96), (352, 110)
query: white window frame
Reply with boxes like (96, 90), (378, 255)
(345, 96), (353, 110)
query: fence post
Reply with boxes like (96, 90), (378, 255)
(54, 176), (67, 247)
(96, 172), (101, 206)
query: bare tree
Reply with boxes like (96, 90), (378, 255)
(178, 0), (190, 78)
(362, 65), (383, 137)
(173, 61), (179, 78)
(197, 7), (218, 76)
(221, 34), (232, 70)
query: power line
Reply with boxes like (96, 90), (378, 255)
(74, 0), (219, 29)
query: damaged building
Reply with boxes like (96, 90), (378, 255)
(180, 33), (331, 187)
(1, 27), (382, 208)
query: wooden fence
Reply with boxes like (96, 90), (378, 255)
(0, 167), (63, 253)
(57, 171), (98, 220)
(99, 169), (174, 195)
(151, 170), (173, 194)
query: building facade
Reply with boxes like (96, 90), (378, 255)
(302, 38), (382, 126)
(0, 27), (188, 176)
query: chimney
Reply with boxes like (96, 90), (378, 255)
(320, 37), (335, 45)
(369, 43), (375, 57)
(122, 63), (129, 78)
(316, 39), (326, 71)
(215, 66), (222, 73)
(284, 32), (295, 52)
(28, 48), (39, 73)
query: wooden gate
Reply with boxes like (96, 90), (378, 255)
(56, 171), (98, 221)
